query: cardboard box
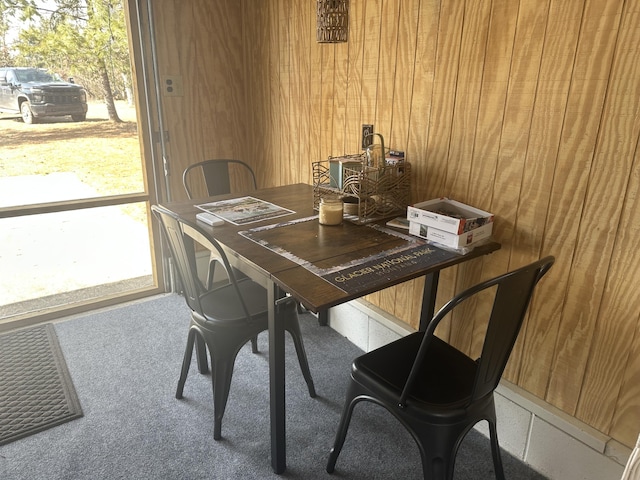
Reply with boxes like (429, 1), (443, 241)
(329, 158), (363, 189)
(409, 221), (493, 249)
(407, 198), (493, 235)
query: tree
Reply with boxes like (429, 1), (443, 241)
(0, 3), (17, 66)
(1, 0), (131, 122)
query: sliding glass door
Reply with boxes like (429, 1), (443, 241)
(0, 2), (168, 331)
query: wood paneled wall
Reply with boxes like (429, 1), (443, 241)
(145, 0), (640, 448)
(147, 0), (247, 198)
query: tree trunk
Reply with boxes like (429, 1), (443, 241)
(99, 59), (121, 123)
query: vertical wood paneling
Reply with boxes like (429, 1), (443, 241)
(596, 2), (640, 445)
(360, 0), (383, 307)
(505, 0), (581, 382)
(309, 2), (323, 172)
(154, 2), (197, 196)
(267, 1), (281, 186)
(297, 4), (313, 184)
(374, 0), (399, 138)
(360, 0), (382, 127)
(344, 0), (365, 153)
(243, 1), (271, 185)
(467, 0), (518, 365)
(147, 0), (640, 448)
(198, 2), (244, 160)
(391, 0), (421, 324)
(542, 0), (625, 411)
(422, 0), (466, 337)
(153, 0), (244, 199)
(405, 0), (442, 329)
(518, 0), (601, 400)
(319, 44), (335, 162)
(424, 0), (464, 199)
(443, 0), (492, 354)
(375, 0), (402, 316)
(408, 0), (440, 203)
(445, 0), (490, 200)
(289, 1), (303, 184)
(278, 0), (292, 187)
(574, 1), (640, 432)
(332, 43), (349, 156)
(485, 0), (553, 390)
(612, 315), (640, 444)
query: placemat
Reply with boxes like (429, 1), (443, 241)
(241, 216), (460, 294)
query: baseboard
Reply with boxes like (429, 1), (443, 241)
(327, 299), (629, 480)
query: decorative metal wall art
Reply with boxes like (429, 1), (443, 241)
(317, 0), (349, 43)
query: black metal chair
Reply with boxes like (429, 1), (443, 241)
(182, 159), (257, 200)
(152, 204), (316, 440)
(182, 159), (257, 290)
(326, 256), (555, 480)
(183, 158), (315, 321)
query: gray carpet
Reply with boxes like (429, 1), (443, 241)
(0, 323), (82, 446)
(0, 294), (548, 479)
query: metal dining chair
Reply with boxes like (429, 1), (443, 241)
(183, 158), (315, 322)
(182, 159), (257, 290)
(152, 204), (316, 440)
(182, 159), (257, 200)
(326, 256), (555, 480)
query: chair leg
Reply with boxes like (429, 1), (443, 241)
(326, 383), (361, 473)
(415, 441), (453, 480)
(488, 420), (506, 480)
(210, 351), (237, 441)
(176, 328), (197, 399)
(411, 423), (471, 480)
(195, 335), (209, 374)
(286, 319), (316, 397)
(251, 335), (259, 353)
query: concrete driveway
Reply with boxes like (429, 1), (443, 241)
(0, 172), (152, 309)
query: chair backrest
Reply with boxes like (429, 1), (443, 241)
(182, 159), (258, 199)
(151, 204), (253, 321)
(400, 256), (555, 407)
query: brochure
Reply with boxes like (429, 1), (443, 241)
(196, 196), (294, 225)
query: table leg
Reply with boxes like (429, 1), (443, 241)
(268, 281), (287, 474)
(419, 271), (440, 331)
(317, 309), (328, 326)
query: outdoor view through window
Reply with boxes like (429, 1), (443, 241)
(0, 1), (155, 324)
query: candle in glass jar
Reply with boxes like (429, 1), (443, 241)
(319, 197), (344, 225)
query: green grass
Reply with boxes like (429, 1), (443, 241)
(0, 101), (147, 222)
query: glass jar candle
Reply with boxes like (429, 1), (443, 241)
(319, 197), (344, 225)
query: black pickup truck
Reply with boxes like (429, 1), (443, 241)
(0, 67), (88, 124)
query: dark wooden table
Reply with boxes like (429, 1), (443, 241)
(161, 183), (500, 474)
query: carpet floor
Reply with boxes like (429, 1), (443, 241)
(0, 294), (548, 479)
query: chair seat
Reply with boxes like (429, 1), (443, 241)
(327, 256), (555, 479)
(198, 277), (269, 325)
(354, 332), (478, 411)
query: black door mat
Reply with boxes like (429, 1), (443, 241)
(0, 323), (83, 445)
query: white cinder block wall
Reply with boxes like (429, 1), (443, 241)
(327, 300), (629, 480)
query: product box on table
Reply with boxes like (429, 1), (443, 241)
(408, 221), (493, 249)
(406, 198), (494, 235)
(329, 157), (363, 189)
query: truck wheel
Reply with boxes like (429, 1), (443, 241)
(71, 114), (86, 122)
(20, 101), (36, 124)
